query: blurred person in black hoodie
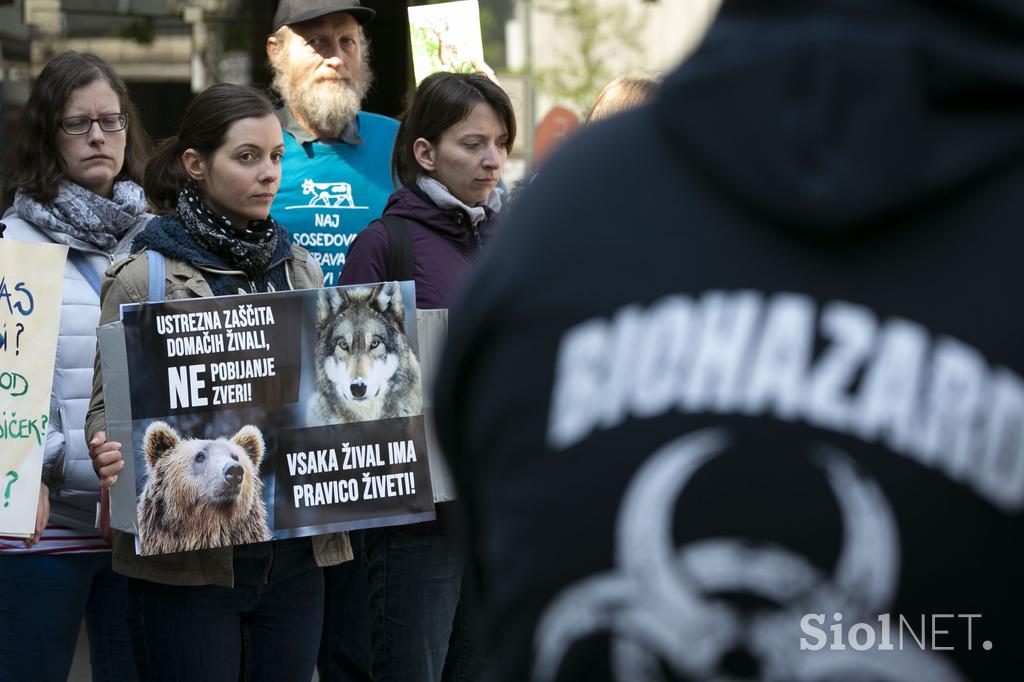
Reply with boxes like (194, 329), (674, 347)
(434, 1), (1024, 681)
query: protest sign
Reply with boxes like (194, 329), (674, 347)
(417, 309), (457, 502)
(105, 281), (435, 556)
(0, 240), (67, 537)
(408, 0), (485, 85)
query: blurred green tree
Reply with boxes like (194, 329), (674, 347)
(534, 0), (647, 116)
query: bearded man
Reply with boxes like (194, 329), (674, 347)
(267, 0), (398, 286)
(267, 6), (392, 678)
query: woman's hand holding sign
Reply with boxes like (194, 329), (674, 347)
(89, 431), (124, 488)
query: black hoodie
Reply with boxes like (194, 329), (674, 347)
(435, 2), (1024, 681)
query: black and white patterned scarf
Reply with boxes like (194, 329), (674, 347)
(13, 179), (148, 251)
(176, 182), (279, 279)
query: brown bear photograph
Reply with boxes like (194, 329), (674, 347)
(138, 420), (272, 555)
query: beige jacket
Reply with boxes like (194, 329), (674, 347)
(85, 243), (352, 587)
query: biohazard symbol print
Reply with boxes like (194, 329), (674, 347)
(532, 429), (967, 682)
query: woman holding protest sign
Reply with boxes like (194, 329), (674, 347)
(339, 71), (515, 682)
(85, 83), (351, 682)
(0, 51), (151, 682)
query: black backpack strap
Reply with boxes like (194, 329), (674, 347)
(381, 214), (415, 281)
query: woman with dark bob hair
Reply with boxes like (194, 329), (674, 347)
(340, 70), (516, 682)
(86, 83), (351, 681)
(0, 51), (150, 682)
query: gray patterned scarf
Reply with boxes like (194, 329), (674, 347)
(13, 180), (148, 251)
(176, 182), (279, 278)
(416, 176), (503, 226)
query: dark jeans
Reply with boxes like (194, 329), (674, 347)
(363, 527), (472, 682)
(0, 552), (137, 682)
(317, 530), (373, 682)
(126, 539), (323, 682)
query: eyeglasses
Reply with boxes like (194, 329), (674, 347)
(60, 113), (127, 135)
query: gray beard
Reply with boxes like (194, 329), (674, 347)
(274, 66), (371, 139)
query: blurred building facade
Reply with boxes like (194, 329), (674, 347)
(0, 0), (720, 177)
(0, 0), (414, 158)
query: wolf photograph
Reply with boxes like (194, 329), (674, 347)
(309, 282), (423, 426)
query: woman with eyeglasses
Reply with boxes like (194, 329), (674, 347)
(0, 51), (151, 682)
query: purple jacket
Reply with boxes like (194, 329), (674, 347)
(339, 185), (495, 308)
(340, 184), (494, 533)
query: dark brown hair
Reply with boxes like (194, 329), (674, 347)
(392, 72), (516, 189)
(1, 52), (150, 208)
(144, 83), (276, 213)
